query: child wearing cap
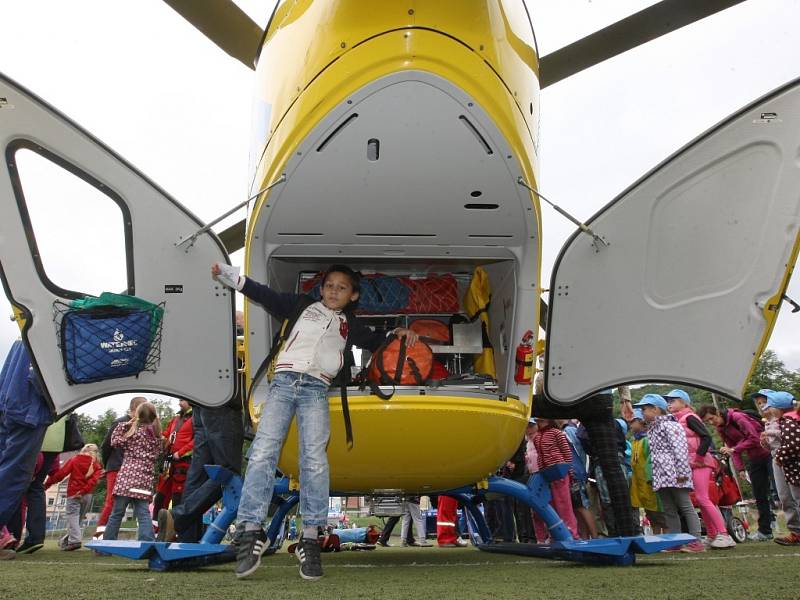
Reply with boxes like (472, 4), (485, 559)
(629, 408), (667, 534)
(634, 394), (705, 552)
(665, 389), (736, 549)
(761, 391), (800, 546)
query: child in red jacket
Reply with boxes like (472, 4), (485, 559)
(45, 444), (103, 550)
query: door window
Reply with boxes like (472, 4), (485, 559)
(8, 142), (132, 298)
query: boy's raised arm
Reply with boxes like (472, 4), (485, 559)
(211, 262), (300, 319)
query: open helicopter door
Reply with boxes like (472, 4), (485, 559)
(0, 74), (238, 415)
(545, 78), (800, 405)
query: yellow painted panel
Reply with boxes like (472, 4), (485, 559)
(275, 395), (529, 492)
(252, 0), (539, 188)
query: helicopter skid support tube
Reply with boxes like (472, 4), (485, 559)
(444, 472), (573, 543)
(441, 474), (695, 564)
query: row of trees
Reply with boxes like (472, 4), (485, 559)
(614, 350), (800, 412)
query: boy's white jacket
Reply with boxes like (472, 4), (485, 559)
(273, 301), (348, 384)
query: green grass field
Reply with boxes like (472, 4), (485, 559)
(1, 538), (796, 600)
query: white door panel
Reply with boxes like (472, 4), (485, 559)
(546, 77), (800, 404)
(0, 74), (238, 415)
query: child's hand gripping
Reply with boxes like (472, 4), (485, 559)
(211, 263), (243, 290)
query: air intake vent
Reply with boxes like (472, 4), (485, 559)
(464, 203), (499, 210)
(355, 233), (436, 238)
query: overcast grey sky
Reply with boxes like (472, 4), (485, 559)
(1, 1), (798, 417)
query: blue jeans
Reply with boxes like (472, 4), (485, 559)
(0, 413), (47, 528)
(172, 403), (243, 542)
(8, 451), (57, 543)
(103, 496), (154, 541)
(237, 372), (330, 530)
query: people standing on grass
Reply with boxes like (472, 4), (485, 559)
(562, 419), (597, 540)
(44, 444), (103, 551)
(759, 391), (800, 546)
(665, 389), (736, 549)
(633, 394), (705, 553)
(532, 419), (578, 541)
(95, 396), (147, 539)
(102, 402), (163, 542)
(629, 409), (667, 535)
(697, 403), (775, 541)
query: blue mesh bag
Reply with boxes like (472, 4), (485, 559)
(59, 305), (159, 384)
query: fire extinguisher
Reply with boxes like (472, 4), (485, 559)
(514, 330), (535, 384)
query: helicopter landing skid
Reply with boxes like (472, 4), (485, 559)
(86, 466), (300, 571)
(443, 472), (695, 566)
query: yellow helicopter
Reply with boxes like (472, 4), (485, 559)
(1, 0), (799, 520)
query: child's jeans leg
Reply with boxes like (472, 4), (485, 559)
(236, 373), (299, 530)
(103, 496), (131, 541)
(294, 374), (331, 529)
(657, 488), (680, 534)
(673, 487), (702, 539)
(133, 499), (154, 541)
(550, 476), (579, 538)
(64, 496), (83, 544)
(691, 466), (726, 537)
(400, 505), (412, 542)
(774, 460), (800, 535)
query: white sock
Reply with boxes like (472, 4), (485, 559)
(303, 526), (318, 539)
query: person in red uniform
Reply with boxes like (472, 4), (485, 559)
(436, 495), (467, 547)
(152, 400), (194, 519)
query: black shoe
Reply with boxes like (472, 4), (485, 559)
(235, 528), (269, 579)
(376, 539), (391, 547)
(296, 536), (323, 580)
(16, 542), (44, 555)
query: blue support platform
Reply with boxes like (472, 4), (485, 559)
(442, 472), (696, 566)
(87, 465), (272, 571)
(87, 466), (695, 569)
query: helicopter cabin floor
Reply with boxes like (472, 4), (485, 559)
(2, 538), (795, 600)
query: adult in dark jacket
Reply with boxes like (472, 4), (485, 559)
(507, 437), (536, 543)
(95, 396), (147, 537)
(0, 341), (53, 560)
(159, 399), (245, 543)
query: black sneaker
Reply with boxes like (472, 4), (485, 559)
(296, 536), (323, 580)
(16, 542), (44, 555)
(235, 528), (269, 579)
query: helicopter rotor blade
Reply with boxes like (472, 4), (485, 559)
(162, 0), (261, 70)
(539, 0), (748, 89)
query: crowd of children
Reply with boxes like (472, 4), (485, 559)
(513, 388), (800, 553)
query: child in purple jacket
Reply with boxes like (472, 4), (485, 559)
(633, 394), (705, 553)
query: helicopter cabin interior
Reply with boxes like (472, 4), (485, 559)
(243, 70), (542, 412)
(262, 257), (533, 400)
